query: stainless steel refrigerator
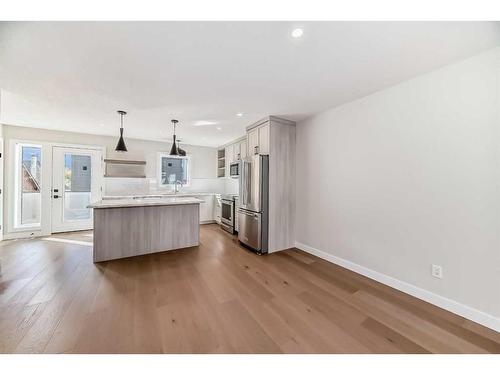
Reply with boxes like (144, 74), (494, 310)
(238, 154), (269, 254)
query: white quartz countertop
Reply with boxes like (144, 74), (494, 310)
(102, 192), (218, 200)
(89, 196), (204, 209)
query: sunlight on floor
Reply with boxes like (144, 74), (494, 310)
(42, 237), (93, 247)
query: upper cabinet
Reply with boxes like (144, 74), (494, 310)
(224, 144), (234, 176)
(247, 127), (259, 156)
(258, 123), (270, 155)
(217, 137), (247, 177)
(240, 139), (247, 159)
(247, 122), (270, 155)
(233, 142), (240, 160)
(217, 148), (225, 178)
(233, 139), (247, 161)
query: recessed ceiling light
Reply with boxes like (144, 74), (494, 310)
(291, 28), (303, 38)
(216, 127), (222, 130)
(236, 113), (243, 117)
(193, 120), (217, 126)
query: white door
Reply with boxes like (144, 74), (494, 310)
(51, 146), (102, 233)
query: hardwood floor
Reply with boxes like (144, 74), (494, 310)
(1, 224), (499, 353)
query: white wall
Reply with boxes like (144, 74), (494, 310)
(295, 48), (500, 327)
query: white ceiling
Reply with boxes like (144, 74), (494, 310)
(1, 21), (499, 147)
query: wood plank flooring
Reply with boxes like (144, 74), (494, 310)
(0, 224), (499, 353)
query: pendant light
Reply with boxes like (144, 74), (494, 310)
(177, 139), (187, 156)
(169, 119), (179, 155)
(115, 110), (128, 152)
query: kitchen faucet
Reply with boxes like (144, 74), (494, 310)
(174, 180), (183, 194)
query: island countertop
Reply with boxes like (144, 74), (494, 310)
(88, 196), (203, 209)
(101, 192), (217, 200)
(91, 197), (201, 262)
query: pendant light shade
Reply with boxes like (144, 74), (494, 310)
(177, 139), (187, 156)
(115, 110), (128, 152)
(169, 119), (180, 155)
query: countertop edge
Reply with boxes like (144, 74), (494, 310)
(102, 192), (219, 200)
(88, 198), (204, 209)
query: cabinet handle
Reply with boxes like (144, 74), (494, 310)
(237, 153), (240, 160)
(254, 146), (259, 155)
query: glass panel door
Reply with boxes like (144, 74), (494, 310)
(63, 154), (92, 221)
(51, 146), (102, 233)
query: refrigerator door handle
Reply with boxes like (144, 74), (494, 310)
(245, 162), (251, 206)
(242, 160), (250, 206)
(242, 161), (246, 205)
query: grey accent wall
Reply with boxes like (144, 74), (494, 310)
(295, 48), (500, 320)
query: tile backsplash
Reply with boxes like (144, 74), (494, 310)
(104, 177), (235, 196)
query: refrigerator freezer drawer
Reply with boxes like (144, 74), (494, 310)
(238, 209), (261, 251)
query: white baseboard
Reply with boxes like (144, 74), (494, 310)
(3, 231), (46, 240)
(295, 241), (500, 333)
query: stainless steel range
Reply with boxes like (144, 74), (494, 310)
(220, 194), (237, 234)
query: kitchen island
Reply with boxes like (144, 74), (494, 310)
(88, 197), (203, 262)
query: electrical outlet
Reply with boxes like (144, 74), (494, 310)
(431, 264), (443, 279)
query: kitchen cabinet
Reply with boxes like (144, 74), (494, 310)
(217, 148), (225, 178)
(247, 127), (259, 155)
(225, 145), (233, 177)
(196, 195), (214, 223)
(233, 142), (241, 161)
(240, 140), (247, 159)
(213, 194), (222, 223)
(234, 196), (240, 232)
(244, 116), (296, 253)
(221, 138), (247, 171)
(247, 123), (269, 155)
(232, 140), (247, 161)
(258, 123), (270, 155)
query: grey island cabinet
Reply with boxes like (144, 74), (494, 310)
(88, 197), (203, 262)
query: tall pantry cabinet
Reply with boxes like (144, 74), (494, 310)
(245, 116), (296, 252)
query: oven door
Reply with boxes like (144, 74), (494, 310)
(221, 199), (234, 226)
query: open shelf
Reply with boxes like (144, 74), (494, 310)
(217, 148), (226, 178)
(104, 158), (147, 178)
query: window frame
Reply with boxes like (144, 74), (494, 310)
(157, 153), (190, 188)
(13, 142), (43, 230)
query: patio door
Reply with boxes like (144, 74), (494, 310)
(51, 146), (102, 233)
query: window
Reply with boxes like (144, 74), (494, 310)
(158, 154), (189, 187)
(63, 153), (92, 221)
(14, 143), (42, 228)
